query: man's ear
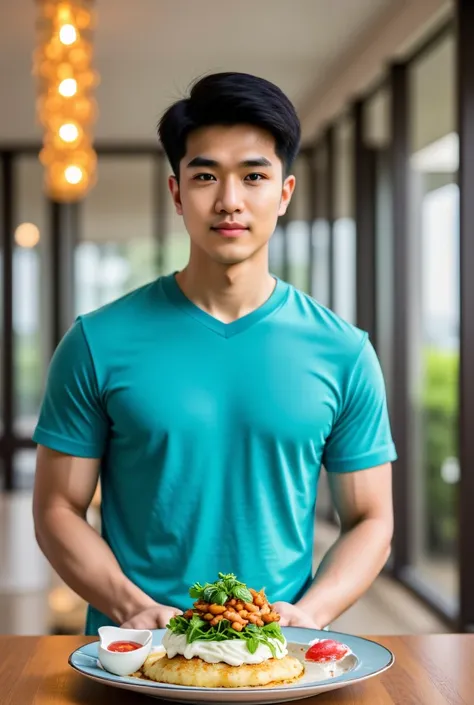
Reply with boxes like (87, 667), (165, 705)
(278, 174), (296, 216)
(169, 175), (183, 215)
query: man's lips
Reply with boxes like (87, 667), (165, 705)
(211, 225), (249, 237)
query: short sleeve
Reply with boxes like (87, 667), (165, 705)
(32, 318), (109, 458)
(322, 337), (397, 472)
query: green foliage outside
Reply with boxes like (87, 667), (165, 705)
(422, 347), (459, 556)
(15, 333), (42, 419)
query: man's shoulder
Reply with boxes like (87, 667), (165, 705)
(78, 277), (165, 331)
(281, 282), (367, 356)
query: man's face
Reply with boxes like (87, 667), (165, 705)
(169, 124), (296, 266)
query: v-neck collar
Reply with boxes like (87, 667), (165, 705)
(160, 272), (289, 339)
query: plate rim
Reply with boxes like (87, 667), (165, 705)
(68, 626), (395, 694)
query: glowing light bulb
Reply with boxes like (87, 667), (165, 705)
(64, 165), (83, 184)
(59, 24), (77, 45)
(57, 6), (72, 24)
(58, 78), (77, 97)
(15, 222), (40, 248)
(59, 123), (79, 142)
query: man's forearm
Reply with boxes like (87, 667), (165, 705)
(35, 505), (156, 624)
(296, 518), (392, 628)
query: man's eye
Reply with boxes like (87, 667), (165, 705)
(245, 173), (265, 182)
(194, 173), (216, 181)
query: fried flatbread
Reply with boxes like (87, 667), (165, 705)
(141, 651), (304, 688)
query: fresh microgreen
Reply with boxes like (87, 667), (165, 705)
(247, 636), (259, 654)
(189, 573), (253, 605)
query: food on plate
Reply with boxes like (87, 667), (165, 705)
(305, 639), (352, 663)
(141, 573), (304, 688)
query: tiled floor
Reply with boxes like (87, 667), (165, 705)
(0, 492), (448, 635)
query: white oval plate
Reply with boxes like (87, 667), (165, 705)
(68, 626), (394, 703)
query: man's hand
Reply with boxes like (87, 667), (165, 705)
(272, 602), (320, 629)
(121, 604), (183, 629)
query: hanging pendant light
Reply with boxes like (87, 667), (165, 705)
(33, 0), (100, 202)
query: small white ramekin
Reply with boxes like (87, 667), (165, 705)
(97, 626), (153, 677)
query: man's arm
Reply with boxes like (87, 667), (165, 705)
(294, 463), (393, 628)
(33, 445), (181, 628)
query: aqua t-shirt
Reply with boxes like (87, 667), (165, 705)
(33, 274), (396, 635)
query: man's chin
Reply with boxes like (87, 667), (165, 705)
(206, 248), (256, 266)
(207, 237), (272, 264)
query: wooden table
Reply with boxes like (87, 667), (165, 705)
(0, 634), (472, 704)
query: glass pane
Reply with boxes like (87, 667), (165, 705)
(333, 117), (356, 323)
(408, 32), (459, 605)
(286, 157), (310, 292)
(286, 222), (310, 291)
(165, 171), (190, 274)
(312, 143), (330, 307)
(75, 157), (156, 316)
(13, 449), (37, 491)
(13, 157), (51, 437)
(269, 224), (285, 279)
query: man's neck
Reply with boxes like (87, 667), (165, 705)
(174, 249), (276, 324)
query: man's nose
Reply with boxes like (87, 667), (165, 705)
(214, 178), (244, 213)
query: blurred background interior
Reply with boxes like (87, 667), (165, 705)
(1, 0), (472, 636)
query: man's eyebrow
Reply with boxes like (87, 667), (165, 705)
(239, 157), (273, 168)
(186, 157), (219, 168)
(186, 156), (273, 168)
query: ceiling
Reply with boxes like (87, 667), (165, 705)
(0, 0), (396, 143)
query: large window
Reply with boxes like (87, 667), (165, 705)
(408, 32), (459, 606)
(286, 156), (311, 292)
(268, 223), (285, 281)
(333, 117), (356, 323)
(164, 173), (190, 275)
(311, 142), (331, 307)
(13, 157), (51, 440)
(75, 157), (157, 316)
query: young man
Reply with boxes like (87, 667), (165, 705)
(33, 72), (396, 635)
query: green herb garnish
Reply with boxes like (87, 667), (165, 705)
(189, 572), (253, 605)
